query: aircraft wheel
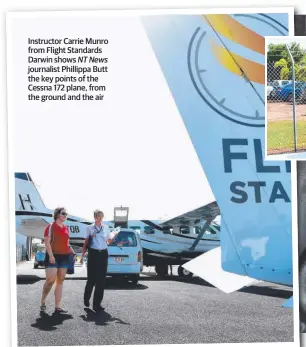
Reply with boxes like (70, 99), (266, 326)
(155, 264), (168, 276)
(178, 265), (193, 278)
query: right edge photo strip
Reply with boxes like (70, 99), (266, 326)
(266, 17), (306, 160)
(296, 15), (306, 342)
(287, 15), (306, 340)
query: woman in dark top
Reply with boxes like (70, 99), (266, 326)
(40, 207), (76, 313)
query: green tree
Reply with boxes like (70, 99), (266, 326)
(268, 42), (306, 67)
(268, 43), (287, 64)
(297, 54), (306, 81)
(272, 42), (306, 81)
(297, 66), (306, 81)
(274, 58), (289, 79)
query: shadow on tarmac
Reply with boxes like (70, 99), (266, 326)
(17, 275), (148, 290)
(31, 311), (73, 331)
(141, 274), (213, 286)
(239, 285), (292, 299)
(141, 274), (292, 299)
(17, 274), (292, 300)
(80, 308), (130, 326)
(105, 282), (148, 291)
(17, 275), (41, 284)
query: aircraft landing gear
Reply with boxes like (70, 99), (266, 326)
(130, 274), (139, 287)
(178, 265), (193, 278)
(155, 264), (168, 276)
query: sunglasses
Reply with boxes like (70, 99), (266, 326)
(60, 212), (68, 216)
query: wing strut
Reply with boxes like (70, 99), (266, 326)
(189, 218), (214, 251)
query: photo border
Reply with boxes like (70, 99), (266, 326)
(6, 7), (297, 347)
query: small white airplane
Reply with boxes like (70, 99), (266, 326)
(15, 172), (221, 277)
(109, 205), (221, 277)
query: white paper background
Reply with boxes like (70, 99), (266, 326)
(9, 15), (215, 221)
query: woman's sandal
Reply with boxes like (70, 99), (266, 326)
(40, 304), (46, 311)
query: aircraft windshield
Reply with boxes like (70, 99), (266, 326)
(109, 231), (137, 247)
(194, 220), (220, 235)
(180, 226), (190, 234)
(144, 226), (155, 234)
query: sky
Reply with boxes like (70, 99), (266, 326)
(266, 36), (306, 50)
(10, 16), (215, 221)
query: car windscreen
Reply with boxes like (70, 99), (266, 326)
(36, 251), (45, 259)
(109, 231), (138, 247)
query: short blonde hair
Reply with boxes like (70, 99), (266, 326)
(94, 210), (104, 218)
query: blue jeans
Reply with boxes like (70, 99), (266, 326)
(45, 253), (69, 269)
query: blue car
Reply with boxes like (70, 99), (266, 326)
(274, 82), (306, 102)
(34, 250), (46, 268)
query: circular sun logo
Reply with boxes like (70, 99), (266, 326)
(188, 13), (288, 127)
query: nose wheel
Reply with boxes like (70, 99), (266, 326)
(178, 265), (193, 278)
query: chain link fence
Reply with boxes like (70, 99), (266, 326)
(267, 41), (306, 155)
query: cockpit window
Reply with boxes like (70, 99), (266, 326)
(205, 225), (217, 235)
(144, 226), (155, 234)
(180, 226), (190, 234)
(162, 226), (172, 234)
(210, 223), (220, 233)
(194, 222), (220, 235)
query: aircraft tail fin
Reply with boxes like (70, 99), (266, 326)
(142, 13), (292, 288)
(15, 172), (46, 212)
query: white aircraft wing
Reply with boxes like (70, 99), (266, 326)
(159, 201), (220, 226)
(19, 217), (49, 228)
(16, 216), (50, 239)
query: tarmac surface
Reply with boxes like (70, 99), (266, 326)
(16, 261), (294, 345)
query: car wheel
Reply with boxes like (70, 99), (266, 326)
(130, 274), (139, 287)
(155, 264), (168, 276)
(178, 265), (193, 278)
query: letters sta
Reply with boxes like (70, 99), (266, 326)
(223, 139), (291, 204)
